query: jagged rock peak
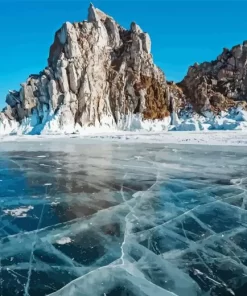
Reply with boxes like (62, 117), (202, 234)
(0, 4), (176, 135)
(180, 41), (247, 113)
(88, 3), (111, 22)
(87, 3), (100, 22)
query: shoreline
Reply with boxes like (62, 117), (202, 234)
(1, 130), (247, 147)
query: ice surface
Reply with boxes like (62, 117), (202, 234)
(0, 140), (247, 295)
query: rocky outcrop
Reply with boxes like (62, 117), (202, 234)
(3, 3), (247, 135)
(180, 42), (247, 113)
(0, 4), (175, 134)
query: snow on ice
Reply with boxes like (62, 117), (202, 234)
(1, 106), (247, 136)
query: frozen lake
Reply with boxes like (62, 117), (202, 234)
(0, 139), (247, 296)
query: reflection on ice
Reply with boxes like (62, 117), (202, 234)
(0, 140), (247, 295)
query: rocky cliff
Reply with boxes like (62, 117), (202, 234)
(180, 42), (247, 113)
(2, 4), (247, 135)
(0, 4), (179, 135)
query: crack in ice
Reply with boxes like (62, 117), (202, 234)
(23, 188), (47, 296)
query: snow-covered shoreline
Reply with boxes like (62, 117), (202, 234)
(1, 130), (247, 147)
(2, 106), (247, 137)
(2, 108), (247, 147)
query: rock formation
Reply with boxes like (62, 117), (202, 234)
(0, 4), (176, 134)
(180, 42), (247, 113)
(2, 3), (247, 135)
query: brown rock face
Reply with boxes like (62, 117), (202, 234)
(140, 75), (169, 119)
(180, 42), (247, 113)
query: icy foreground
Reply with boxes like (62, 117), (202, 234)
(0, 140), (247, 296)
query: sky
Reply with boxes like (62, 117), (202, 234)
(1, 0), (247, 108)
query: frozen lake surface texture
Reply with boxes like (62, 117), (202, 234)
(0, 139), (247, 296)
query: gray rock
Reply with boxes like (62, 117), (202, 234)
(105, 17), (121, 48)
(68, 63), (78, 94)
(3, 105), (15, 120)
(48, 80), (59, 111)
(21, 84), (37, 109)
(140, 33), (151, 54)
(131, 22), (143, 34)
(87, 3), (100, 23)
(6, 90), (20, 108)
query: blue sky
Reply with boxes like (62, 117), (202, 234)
(1, 0), (247, 108)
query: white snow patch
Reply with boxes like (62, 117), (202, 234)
(51, 202), (60, 206)
(173, 118), (203, 131)
(169, 106), (247, 132)
(2, 130), (247, 147)
(1, 113), (171, 136)
(0, 117), (19, 135)
(56, 237), (72, 245)
(230, 178), (242, 185)
(31, 195), (39, 199)
(3, 206), (34, 218)
(117, 114), (171, 132)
